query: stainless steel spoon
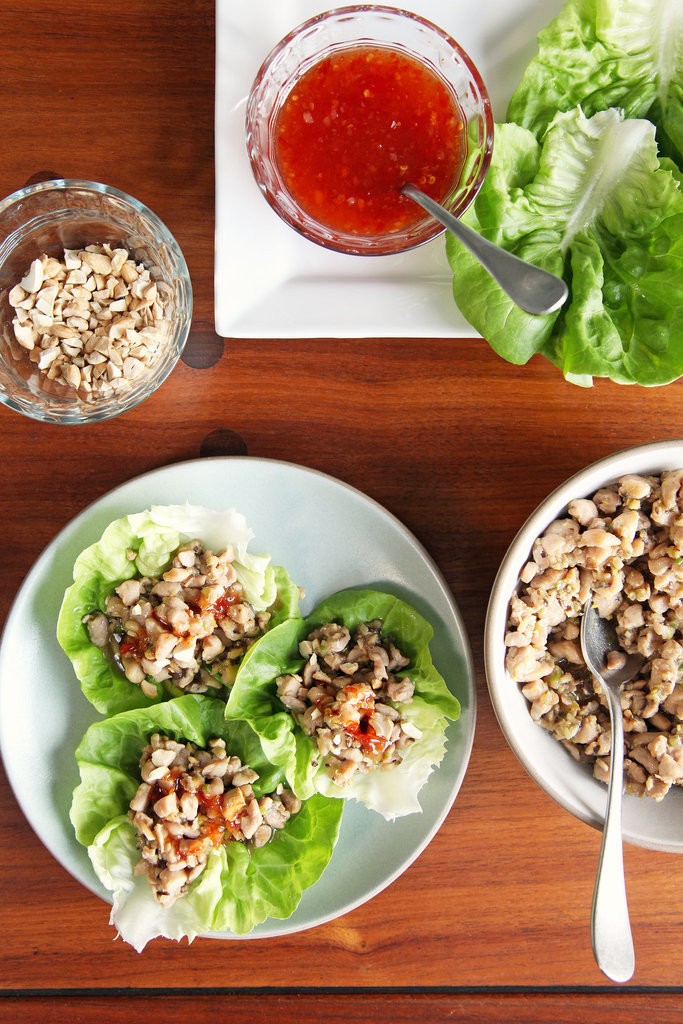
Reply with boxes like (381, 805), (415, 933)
(580, 601), (645, 984)
(402, 183), (568, 316)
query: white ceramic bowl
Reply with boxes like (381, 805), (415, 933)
(485, 439), (683, 853)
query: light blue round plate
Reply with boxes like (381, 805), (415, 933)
(0, 457), (475, 937)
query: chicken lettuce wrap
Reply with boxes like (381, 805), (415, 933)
(70, 694), (343, 951)
(225, 588), (461, 820)
(57, 504), (301, 715)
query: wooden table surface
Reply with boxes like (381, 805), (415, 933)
(1, 2), (681, 1022)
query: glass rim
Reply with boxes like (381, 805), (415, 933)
(255, 4), (487, 79)
(0, 178), (191, 274)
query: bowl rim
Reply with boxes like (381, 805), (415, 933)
(0, 178), (189, 267)
(245, 4), (494, 257)
(484, 439), (683, 853)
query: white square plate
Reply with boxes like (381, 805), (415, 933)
(214, 0), (563, 338)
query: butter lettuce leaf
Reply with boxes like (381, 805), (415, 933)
(447, 107), (683, 386)
(70, 695), (342, 951)
(57, 504), (301, 716)
(507, 0), (683, 164)
(225, 588), (460, 820)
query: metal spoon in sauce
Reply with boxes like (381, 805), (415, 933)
(580, 601), (645, 984)
(402, 183), (568, 316)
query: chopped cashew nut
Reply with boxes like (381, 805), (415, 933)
(8, 244), (171, 399)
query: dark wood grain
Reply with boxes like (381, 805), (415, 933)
(1, 0), (682, 1016)
(1, 993), (682, 1024)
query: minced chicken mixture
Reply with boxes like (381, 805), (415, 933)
(84, 540), (271, 698)
(130, 732), (301, 906)
(276, 620), (421, 786)
(505, 471), (683, 800)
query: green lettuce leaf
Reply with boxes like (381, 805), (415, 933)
(447, 107), (683, 386)
(70, 694), (343, 950)
(225, 588), (460, 820)
(507, 0), (683, 164)
(57, 504), (301, 716)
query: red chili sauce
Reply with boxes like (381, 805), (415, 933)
(119, 631), (148, 661)
(346, 714), (389, 758)
(274, 45), (466, 237)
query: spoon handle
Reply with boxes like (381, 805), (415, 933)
(402, 184), (568, 316)
(591, 683), (635, 983)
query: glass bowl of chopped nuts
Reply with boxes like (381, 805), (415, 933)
(0, 179), (192, 423)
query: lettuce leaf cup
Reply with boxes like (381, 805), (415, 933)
(447, 107), (683, 387)
(57, 504), (301, 716)
(225, 588), (461, 821)
(70, 694), (343, 951)
(507, 0), (683, 165)
(444, 0), (683, 387)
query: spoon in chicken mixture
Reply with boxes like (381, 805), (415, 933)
(580, 601), (646, 984)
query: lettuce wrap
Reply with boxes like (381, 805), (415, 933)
(70, 694), (343, 951)
(225, 588), (461, 821)
(57, 504), (301, 716)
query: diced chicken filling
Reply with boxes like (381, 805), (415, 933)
(505, 471), (683, 800)
(130, 732), (301, 906)
(84, 540), (271, 697)
(276, 620), (420, 786)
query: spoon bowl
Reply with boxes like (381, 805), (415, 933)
(580, 601), (645, 983)
(402, 183), (568, 315)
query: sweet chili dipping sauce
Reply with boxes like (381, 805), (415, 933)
(274, 45), (466, 237)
